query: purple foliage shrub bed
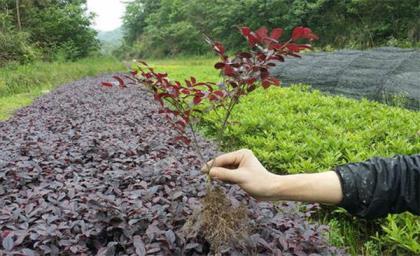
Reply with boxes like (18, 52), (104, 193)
(0, 76), (345, 255)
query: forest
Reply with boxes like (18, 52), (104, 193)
(118, 0), (420, 58)
(0, 0), (98, 66)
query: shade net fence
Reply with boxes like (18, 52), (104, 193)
(271, 47), (420, 110)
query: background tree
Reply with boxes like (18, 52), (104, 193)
(120, 0), (420, 58)
(0, 0), (99, 65)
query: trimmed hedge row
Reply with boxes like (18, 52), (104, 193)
(201, 85), (420, 255)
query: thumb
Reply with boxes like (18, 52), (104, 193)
(209, 167), (242, 184)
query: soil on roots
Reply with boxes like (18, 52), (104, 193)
(183, 187), (251, 253)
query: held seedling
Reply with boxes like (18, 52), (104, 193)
(103, 25), (318, 251)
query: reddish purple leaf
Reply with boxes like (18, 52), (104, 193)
(100, 82), (113, 87)
(240, 27), (251, 36)
(112, 76), (126, 88)
(180, 88), (190, 95)
(214, 62), (225, 69)
(256, 27), (268, 40)
(270, 28), (284, 40)
(223, 65), (235, 76)
(213, 90), (224, 97)
(213, 42), (225, 55)
(192, 96), (202, 105)
(291, 26), (319, 41)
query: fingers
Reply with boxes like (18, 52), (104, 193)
(208, 166), (242, 184)
(202, 149), (252, 173)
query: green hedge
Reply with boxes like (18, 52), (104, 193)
(201, 85), (420, 255)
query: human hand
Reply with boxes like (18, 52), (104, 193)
(202, 149), (281, 201)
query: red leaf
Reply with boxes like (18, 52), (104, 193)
(246, 77), (257, 85)
(262, 79), (271, 89)
(174, 81), (182, 88)
(208, 94), (218, 101)
(247, 33), (259, 46)
(191, 77), (197, 84)
(214, 62), (225, 69)
(291, 27), (319, 41)
(238, 52), (253, 59)
(193, 96), (202, 105)
(256, 27), (268, 39)
(291, 26), (305, 41)
(180, 88), (190, 95)
(247, 84), (257, 93)
(213, 42), (225, 55)
(223, 65), (235, 76)
(260, 68), (269, 80)
(130, 70), (138, 76)
(101, 82), (113, 87)
(270, 28), (284, 40)
(175, 120), (187, 129)
(269, 77), (281, 86)
(213, 90), (224, 97)
(194, 91), (205, 97)
(240, 27), (251, 36)
(156, 73), (168, 79)
(112, 76), (126, 88)
(286, 43), (312, 52)
(185, 80), (193, 88)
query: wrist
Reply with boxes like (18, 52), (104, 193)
(266, 173), (288, 201)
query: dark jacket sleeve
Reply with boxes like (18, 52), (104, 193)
(334, 154), (420, 219)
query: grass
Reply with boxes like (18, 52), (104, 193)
(0, 93), (39, 120)
(146, 56), (220, 82)
(0, 56), (125, 120)
(145, 56), (420, 255)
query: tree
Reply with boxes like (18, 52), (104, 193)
(0, 0), (99, 63)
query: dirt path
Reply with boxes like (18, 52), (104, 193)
(0, 75), (344, 255)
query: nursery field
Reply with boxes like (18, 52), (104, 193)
(147, 58), (420, 255)
(0, 74), (344, 255)
(2, 0), (419, 254)
(0, 57), (419, 255)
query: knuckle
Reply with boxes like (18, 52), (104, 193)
(240, 148), (253, 155)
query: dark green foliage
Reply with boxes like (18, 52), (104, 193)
(121, 0), (420, 58)
(0, 0), (98, 65)
(23, 1), (99, 60)
(0, 2), (38, 65)
(201, 85), (420, 255)
(0, 30), (39, 65)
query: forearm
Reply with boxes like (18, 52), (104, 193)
(270, 171), (343, 205)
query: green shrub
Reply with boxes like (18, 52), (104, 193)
(377, 213), (420, 254)
(201, 85), (420, 255)
(0, 31), (40, 66)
